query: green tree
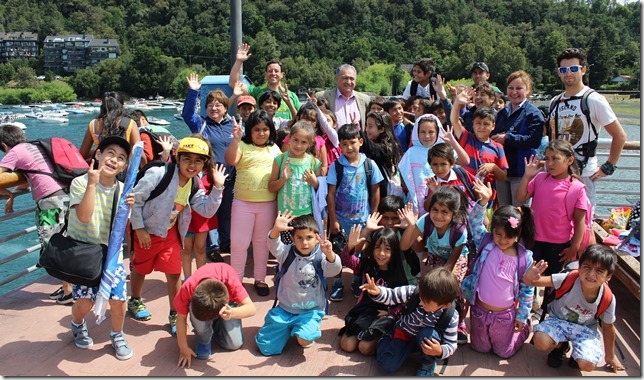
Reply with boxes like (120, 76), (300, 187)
(0, 63), (16, 85)
(68, 68), (101, 99)
(15, 66), (36, 89)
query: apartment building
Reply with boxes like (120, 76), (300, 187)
(0, 32), (38, 62)
(44, 34), (120, 73)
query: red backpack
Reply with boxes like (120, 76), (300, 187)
(22, 137), (89, 187)
(554, 269), (613, 320)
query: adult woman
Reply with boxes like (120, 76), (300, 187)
(491, 70), (544, 207)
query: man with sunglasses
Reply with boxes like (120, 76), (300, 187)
(547, 47), (626, 209)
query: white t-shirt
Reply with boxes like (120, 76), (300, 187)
(402, 80), (433, 100)
(547, 86), (617, 177)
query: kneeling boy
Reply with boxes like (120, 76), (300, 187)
(174, 262), (256, 368)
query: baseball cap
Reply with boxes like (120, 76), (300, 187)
(471, 62), (490, 73)
(176, 137), (210, 158)
(237, 95), (256, 107)
(97, 135), (131, 158)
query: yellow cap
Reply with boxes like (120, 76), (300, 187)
(176, 137), (210, 158)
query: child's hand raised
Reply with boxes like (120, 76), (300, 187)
(233, 80), (244, 97)
(186, 72), (201, 91)
(473, 178), (493, 205)
(235, 43), (251, 62)
(359, 273), (381, 297)
(523, 154), (541, 178)
(454, 87), (475, 105)
(395, 202), (416, 230)
(440, 124), (457, 145)
(282, 159), (293, 180)
(364, 212), (384, 234)
(318, 230), (335, 262)
(523, 259), (548, 285)
(87, 159), (103, 187)
(302, 169), (318, 187)
(279, 84), (292, 104)
(347, 224), (366, 251)
(231, 117), (243, 141)
(274, 210), (295, 232)
(211, 164), (228, 189)
(425, 176), (438, 193)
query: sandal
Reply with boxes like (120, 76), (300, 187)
(254, 281), (270, 297)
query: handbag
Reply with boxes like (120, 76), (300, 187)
(38, 183), (120, 287)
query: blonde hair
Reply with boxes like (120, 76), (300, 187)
(506, 70), (533, 96)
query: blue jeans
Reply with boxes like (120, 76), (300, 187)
(189, 303), (243, 350)
(376, 326), (442, 374)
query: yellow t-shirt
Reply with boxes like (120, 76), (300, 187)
(234, 142), (281, 202)
(168, 178), (192, 229)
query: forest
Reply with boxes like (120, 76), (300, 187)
(0, 0), (640, 100)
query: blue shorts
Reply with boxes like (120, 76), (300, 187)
(72, 263), (128, 302)
(255, 306), (325, 356)
(534, 317), (603, 364)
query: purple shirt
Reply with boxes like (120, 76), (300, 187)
(334, 89), (361, 127)
(0, 143), (65, 200)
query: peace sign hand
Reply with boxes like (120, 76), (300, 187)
(87, 159), (103, 186)
(359, 273), (381, 297)
(317, 230), (335, 262)
(231, 117), (243, 141)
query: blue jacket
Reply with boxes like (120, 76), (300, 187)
(492, 101), (544, 177)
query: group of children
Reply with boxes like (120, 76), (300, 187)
(0, 67), (624, 375)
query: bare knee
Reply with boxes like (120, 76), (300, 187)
(531, 332), (556, 351)
(358, 340), (377, 356)
(297, 337), (313, 348)
(340, 334), (358, 353)
(576, 359), (596, 372)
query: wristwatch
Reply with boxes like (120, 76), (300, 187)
(600, 161), (616, 175)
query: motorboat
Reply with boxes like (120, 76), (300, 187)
(147, 116), (170, 126)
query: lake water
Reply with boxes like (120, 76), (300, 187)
(0, 106), (640, 295)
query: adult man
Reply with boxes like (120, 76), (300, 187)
(316, 64), (371, 128)
(547, 47), (626, 207)
(229, 43), (300, 120)
(471, 62), (491, 86)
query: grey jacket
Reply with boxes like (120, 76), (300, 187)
(316, 88), (371, 126)
(130, 165), (223, 246)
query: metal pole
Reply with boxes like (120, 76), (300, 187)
(231, 0), (242, 72)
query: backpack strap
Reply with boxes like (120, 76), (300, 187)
(401, 287), (421, 315)
(434, 300), (456, 332)
(364, 158), (373, 207)
(554, 269), (579, 300)
(334, 160), (343, 187)
(453, 166), (476, 201)
(554, 269), (613, 319)
(580, 89), (598, 138)
(410, 81), (419, 96)
(272, 247), (297, 308)
(448, 223), (466, 250)
(422, 215), (435, 243)
(595, 284), (614, 320)
(148, 163), (175, 201)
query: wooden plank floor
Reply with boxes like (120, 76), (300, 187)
(0, 252), (640, 376)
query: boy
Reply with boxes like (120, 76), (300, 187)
(384, 98), (414, 153)
(327, 123), (384, 301)
(461, 82), (497, 132)
(524, 245), (624, 372)
(255, 212), (342, 355)
(0, 124), (73, 304)
(174, 262), (256, 368)
(362, 267), (461, 376)
(236, 95), (256, 125)
(451, 89), (508, 203)
(423, 143), (477, 211)
(128, 136), (226, 335)
(68, 136), (133, 360)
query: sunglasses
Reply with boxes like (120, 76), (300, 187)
(558, 65), (583, 74)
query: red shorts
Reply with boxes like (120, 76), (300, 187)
(188, 209), (218, 233)
(132, 225), (182, 275)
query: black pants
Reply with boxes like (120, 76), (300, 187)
(209, 171), (235, 250)
(531, 240), (571, 276)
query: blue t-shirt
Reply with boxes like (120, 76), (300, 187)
(327, 153), (384, 228)
(415, 214), (469, 260)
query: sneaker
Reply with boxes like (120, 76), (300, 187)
(206, 248), (225, 263)
(127, 297), (152, 321)
(169, 311), (178, 335)
(49, 286), (64, 300)
(110, 332), (133, 360)
(457, 321), (468, 345)
(329, 285), (344, 302)
(195, 343), (211, 360)
(351, 281), (362, 298)
(71, 320), (93, 349)
(547, 341), (571, 368)
(56, 292), (74, 305)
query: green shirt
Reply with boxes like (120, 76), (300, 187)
(248, 84), (301, 120)
(275, 152), (321, 216)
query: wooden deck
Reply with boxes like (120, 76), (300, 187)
(0, 252), (640, 376)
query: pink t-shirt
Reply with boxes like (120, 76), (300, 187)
(172, 263), (249, 316)
(528, 172), (589, 243)
(476, 245), (517, 309)
(0, 142), (65, 201)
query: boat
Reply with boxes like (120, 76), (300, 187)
(3, 121), (27, 129)
(173, 113), (183, 120)
(146, 116), (170, 126)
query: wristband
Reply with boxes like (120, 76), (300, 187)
(600, 161), (616, 175)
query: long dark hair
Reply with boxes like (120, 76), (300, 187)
(97, 91), (127, 140)
(361, 228), (408, 287)
(242, 110), (277, 146)
(366, 111), (402, 177)
(425, 186), (468, 225)
(545, 140), (581, 181)
(491, 205), (535, 249)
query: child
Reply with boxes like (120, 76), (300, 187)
(255, 212), (342, 355)
(368, 96), (386, 113)
(363, 267), (461, 376)
(236, 95), (256, 125)
(321, 108), (342, 166)
(68, 136), (133, 359)
(360, 111), (403, 198)
(399, 186), (470, 344)
(327, 123), (385, 301)
(0, 125), (72, 303)
(281, 103), (330, 175)
(423, 142), (475, 211)
(224, 110), (281, 297)
(182, 137), (221, 278)
(258, 90), (294, 130)
(461, 82), (497, 132)
(384, 98), (413, 153)
(339, 226), (412, 355)
(451, 89), (508, 203)
(128, 135), (227, 335)
(268, 121), (323, 242)
(516, 140), (591, 276)
(461, 179), (535, 358)
(174, 262), (256, 368)
(524, 245), (624, 372)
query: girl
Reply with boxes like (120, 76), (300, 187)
(360, 111), (403, 198)
(258, 90), (296, 131)
(181, 135), (219, 279)
(491, 70), (544, 207)
(462, 179), (536, 358)
(516, 140), (591, 276)
(224, 110), (281, 297)
(397, 114), (444, 216)
(268, 121), (323, 243)
(79, 91), (141, 162)
(339, 226), (410, 355)
(281, 103), (329, 175)
(321, 108), (342, 166)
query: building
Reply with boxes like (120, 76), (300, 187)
(44, 34), (120, 73)
(0, 32), (38, 62)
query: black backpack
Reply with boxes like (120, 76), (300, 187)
(139, 128), (178, 163)
(410, 81), (438, 100)
(134, 161), (199, 202)
(400, 287), (457, 333)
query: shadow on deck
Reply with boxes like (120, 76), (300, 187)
(0, 253), (640, 376)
